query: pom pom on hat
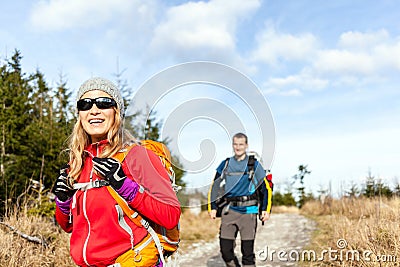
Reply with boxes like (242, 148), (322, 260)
(77, 77), (124, 118)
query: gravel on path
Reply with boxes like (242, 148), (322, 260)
(171, 213), (316, 267)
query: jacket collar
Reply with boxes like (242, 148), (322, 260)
(85, 139), (110, 157)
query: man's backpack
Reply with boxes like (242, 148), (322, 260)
(111, 140), (180, 264)
(213, 153), (273, 217)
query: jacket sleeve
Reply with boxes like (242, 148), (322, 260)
(259, 172), (273, 213)
(55, 206), (73, 233)
(124, 146), (180, 230)
(129, 190), (181, 229)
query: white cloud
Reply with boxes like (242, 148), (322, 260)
(251, 25), (318, 64)
(374, 42), (400, 71)
(29, 0), (152, 31)
(338, 29), (390, 50)
(251, 28), (400, 76)
(313, 49), (375, 75)
(263, 72), (328, 96)
(148, 0), (260, 63)
(280, 89), (302, 97)
(255, 29), (400, 95)
(314, 30), (400, 76)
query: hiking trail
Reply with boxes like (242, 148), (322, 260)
(170, 213), (316, 267)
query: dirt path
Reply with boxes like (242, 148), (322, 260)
(170, 213), (316, 267)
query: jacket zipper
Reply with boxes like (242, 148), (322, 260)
(82, 188), (91, 266)
(82, 143), (98, 266)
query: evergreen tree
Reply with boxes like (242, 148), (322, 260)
(272, 191), (296, 206)
(363, 169), (375, 198)
(0, 50), (186, 213)
(0, 51), (72, 209)
(362, 170), (393, 198)
(272, 191), (283, 205)
(346, 181), (360, 198)
(0, 50), (34, 203)
(282, 192), (297, 206)
(394, 183), (400, 197)
(54, 72), (74, 123)
(375, 178), (393, 198)
(293, 164), (311, 208)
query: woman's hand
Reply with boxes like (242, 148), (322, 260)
(92, 157), (127, 190)
(53, 164), (75, 202)
(93, 157), (140, 203)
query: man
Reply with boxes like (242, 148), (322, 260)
(208, 133), (272, 267)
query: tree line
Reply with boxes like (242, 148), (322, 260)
(0, 50), (185, 213)
(273, 165), (400, 208)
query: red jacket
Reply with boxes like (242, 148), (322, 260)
(55, 140), (181, 267)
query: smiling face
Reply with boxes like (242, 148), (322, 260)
(232, 136), (248, 160)
(79, 90), (116, 143)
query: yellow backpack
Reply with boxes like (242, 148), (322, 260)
(110, 140), (180, 266)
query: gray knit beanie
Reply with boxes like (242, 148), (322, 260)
(77, 77), (124, 118)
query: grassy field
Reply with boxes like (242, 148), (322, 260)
(1, 198), (398, 266)
(0, 206), (74, 266)
(300, 197), (400, 266)
(0, 206), (218, 267)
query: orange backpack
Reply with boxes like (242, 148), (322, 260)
(110, 140), (180, 265)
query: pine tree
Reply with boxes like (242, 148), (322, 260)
(346, 181), (360, 198)
(293, 164), (311, 208)
(363, 169), (375, 198)
(0, 50), (35, 203)
(0, 51), (72, 209)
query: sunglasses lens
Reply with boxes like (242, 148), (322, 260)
(95, 97), (116, 109)
(77, 99), (93, 111)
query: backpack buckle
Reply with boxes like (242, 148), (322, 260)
(92, 179), (108, 188)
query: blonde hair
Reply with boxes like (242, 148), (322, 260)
(68, 108), (136, 181)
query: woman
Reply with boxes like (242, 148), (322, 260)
(53, 77), (180, 267)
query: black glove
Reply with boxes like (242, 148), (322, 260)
(92, 157), (126, 190)
(53, 164), (75, 202)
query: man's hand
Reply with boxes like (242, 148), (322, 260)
(92, 157), (126, 190)
(209, 209), (217, 219)
(260, 211), (270, 222)
(53, 164), (75, 202)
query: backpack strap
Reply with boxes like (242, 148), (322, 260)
(218, 157), (230, 194)
(219, 155), (260, 205)
(109, 144), (168, 266)
(221, 158), (230, 180)
(113, 143), (137, 162)
(107, 186), (167, 266)
(247, 154), (256, 181)
(73, 180), (110, 191)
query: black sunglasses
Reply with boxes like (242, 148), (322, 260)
(77, 97), (117, 111)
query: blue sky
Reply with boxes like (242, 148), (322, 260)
(1, 0), (399, 196)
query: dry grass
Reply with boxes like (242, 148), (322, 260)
(0, 206), (218, 266)
(272, 205), (299, 214)
(300, 197), (400, 266)
(5, 198), (398, 266)
(179, 210), (220, 250)
(0, 206), (74, 267)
